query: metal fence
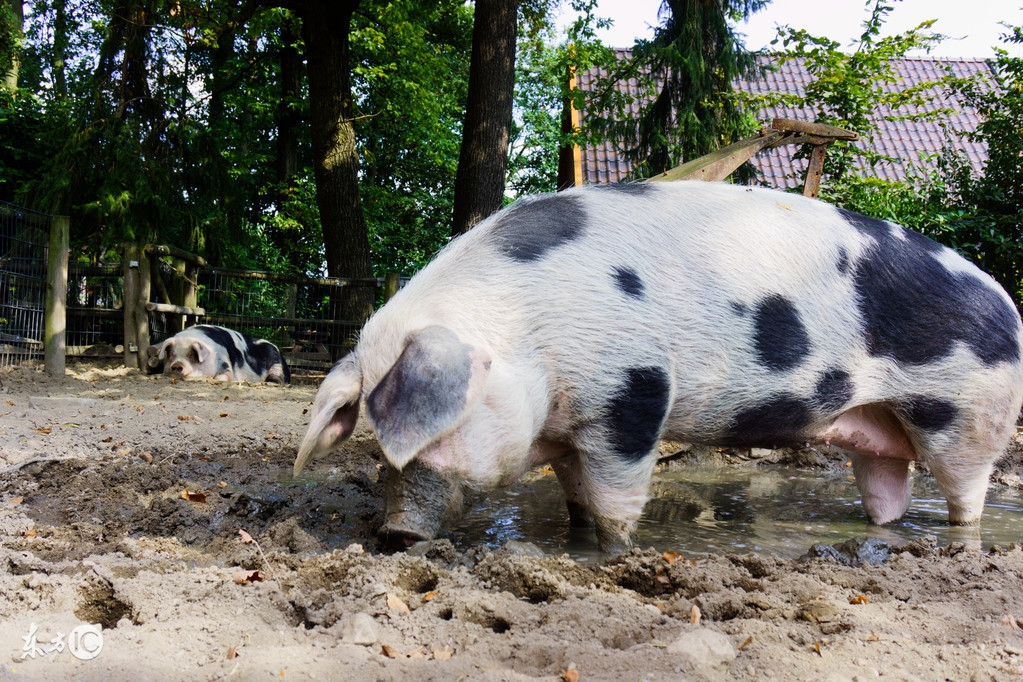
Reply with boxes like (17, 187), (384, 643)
(1, 204), (398, 375)
(67, 262), (125, 357)
(0, 202), (49, 368)
(187, 267), (382, 374)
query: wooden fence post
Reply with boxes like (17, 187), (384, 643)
(384, 272), (401, 302)
(170, 258), (187, 332)
(135, 254), (151, 361)
(123, 243), (141, 369)
(44, 215), (69, 376)
(184, 262), (198, 327)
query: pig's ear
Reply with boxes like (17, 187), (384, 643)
(366, 326), (491, 470)
(191, 340), (208, 365)
(157, 339), (174, 361)
(294, 353), (362, 475)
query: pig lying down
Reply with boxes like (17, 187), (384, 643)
(152, 324), (290, 384)
(295, 181), (1023, 556)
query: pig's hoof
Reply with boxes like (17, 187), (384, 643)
(377, 525), (431, 551)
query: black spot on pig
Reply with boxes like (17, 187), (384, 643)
(247, 339), (291, 383)
(814, 368), (854, 412)
(605, 367), (670, 462)
(593, 182), (656, 196)
(722, 394), (813, 448)
(839, 209), (901, 245)
(730, 301), (748, 316)
(836, 247), (850, 275)
(753, 295), (811, 371)
(491, 194), (584, 262)
(196, 325), (246, 370)
(844, 211), (1021, 366)
(612, 266), (645, 298)
(901, 396), (958, 433)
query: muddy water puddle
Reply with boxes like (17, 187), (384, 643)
(445, 466), (1023, 564)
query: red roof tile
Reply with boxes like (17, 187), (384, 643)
(575, 53), (992, 189)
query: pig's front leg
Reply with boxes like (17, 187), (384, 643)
(550, 445), (654, 555)
(577, 365), (672, 557)
(546, 435), (659, 556)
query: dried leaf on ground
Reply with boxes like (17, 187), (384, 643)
(562, 668), (581, 682)
(387, 593), (410, 613)
(181, 490), (207, 503)
(662, 551), (684, 564)
(232, 570), (262, 585)
(239, 529), (254, 544)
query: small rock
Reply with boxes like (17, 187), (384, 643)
(342, 613), (378, 646)
(802, 537), (889, 566)
(667, 628), (737, 673)
(501, 540), (546, 557)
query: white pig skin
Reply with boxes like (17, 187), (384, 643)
(295, 181), (1023, 556)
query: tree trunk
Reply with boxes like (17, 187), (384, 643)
(2, 0), (23, 92)
(296, 0), (373, 348)
(52, 0), (67, 98)
(450, 0), (519, 236)
(298, 1), (371, 277)
(276, 21), (301, 187)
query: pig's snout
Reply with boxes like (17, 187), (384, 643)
(378, 460), (462, 550)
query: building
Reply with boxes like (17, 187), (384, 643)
(563, 53), (993, 190)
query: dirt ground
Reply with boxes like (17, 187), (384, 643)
(2, 363), (1023, 681)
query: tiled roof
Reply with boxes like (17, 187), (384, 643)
(574, 52), (993, 189)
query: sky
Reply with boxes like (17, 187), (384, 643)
(575, 0), (1023, 58)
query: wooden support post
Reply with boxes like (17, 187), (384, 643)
(169, 258), (188, 333)
(122, 243), (141, 369)
(44, 215), (69, 376)
(135, 253), (151, 361)
(803, 144), (829, 199)
(384, 272), (401, 302)
(184, 263), (198, 327)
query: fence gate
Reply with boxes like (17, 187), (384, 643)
(0, 202), (49, 368)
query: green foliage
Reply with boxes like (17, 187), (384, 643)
(767, 0), (948, 182)
(8, 0), (475, 279)
(924, 28), (1023, 302)
(506, 0), (615, 196)
(582, 0), (768, 180)
(352, 0), (473, 276)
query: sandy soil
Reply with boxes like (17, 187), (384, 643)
(2, 363), (1023, 681)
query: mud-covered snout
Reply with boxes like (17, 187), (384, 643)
(378, 459), (463, 550)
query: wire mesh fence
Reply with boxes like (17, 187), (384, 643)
(67, 262), (125, 358)
(1, 205), (394, 377)
(0, 202), (49, 368)
(148, 266), (387, 377)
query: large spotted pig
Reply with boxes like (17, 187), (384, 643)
(294, 182), (1023, 556)
(154, 325), (291, 384)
